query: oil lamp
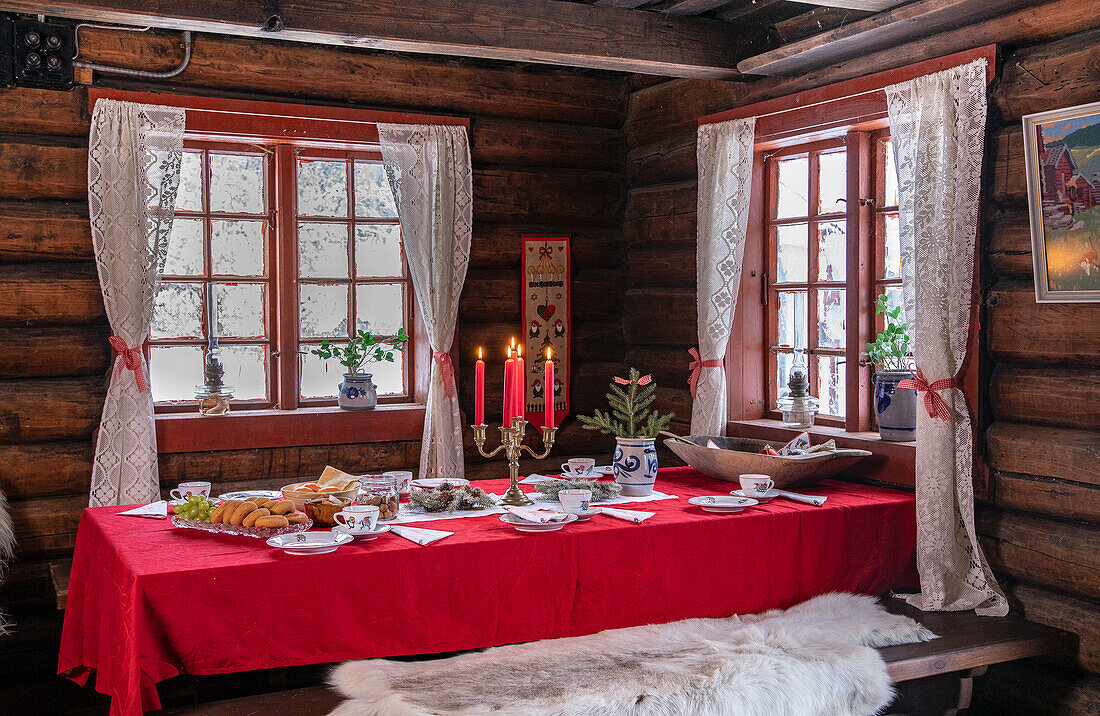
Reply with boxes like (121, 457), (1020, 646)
(194, 286), (233, 415)
(776, 353), (819, 429)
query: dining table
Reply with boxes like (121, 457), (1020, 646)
(58, 467), (917, 715)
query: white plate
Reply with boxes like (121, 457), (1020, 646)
(731, 489), (779, 502)
(332, 524), (391, 541)
(218, 489), (283, 501)
(411, 478), (470, 489)
(499, 513), (578, 532)
(688, 496), (759, 513)
(267, 531), (354, 554)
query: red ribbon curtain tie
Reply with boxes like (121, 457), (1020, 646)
(613, 374), (652, 386)
(108, 336), (148, 393)
(687, 347), (724, 399)
(434, 351), (456, 397)
(897, 370), (955, 421)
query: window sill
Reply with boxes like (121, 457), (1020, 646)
(725, 418), (915, 489)
(156, 403), (426, 454)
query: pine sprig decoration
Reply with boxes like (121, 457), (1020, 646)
(535, 478), (621, 502)
(408, 483), (496, 513)
(576, 367), (675, 438)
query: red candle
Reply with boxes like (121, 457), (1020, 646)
(515, 345), (525, 423)
(503, 345), (514, 423)
(475, 347), (485, 425)
(544, 347), (555, 429)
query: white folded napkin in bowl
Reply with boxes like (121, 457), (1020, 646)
(390, 525), (453, 545)
(504, 506), (570, 523)
(118, 501), (168, 519)
(597, 507), (654, 524)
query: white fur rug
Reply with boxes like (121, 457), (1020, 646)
(0, 485), (14, 635)
(329, 593), (935, 716)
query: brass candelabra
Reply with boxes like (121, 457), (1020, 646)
(471, 417), (557, 506)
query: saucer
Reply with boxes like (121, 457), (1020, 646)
(333, 524), (391, 541)
(566, 508), (601, 522)
(688, 496), (759, 514)
(499, 513), (578, 532)
(411, 478), (470, 489)
(559, 466), (615, 480)
(267, 531), (354, 554)
(731, 489), (779, 502)
(218, 489), (282, 501)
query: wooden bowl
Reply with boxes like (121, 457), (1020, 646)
(281, 481), (359, 511)
(302, 496), (353, 527)
(664, 436), (871, 489)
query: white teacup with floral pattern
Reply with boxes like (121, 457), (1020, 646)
(558, 489), (593, 515)
(170, 481), (211, 501)
(739, 474), (775, 496)
(334, 505), (380, 533)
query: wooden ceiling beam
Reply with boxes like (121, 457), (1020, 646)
(793, 1), (906, 10)
(737, 0), (1035, 76)
(0, 0), (765, 79)
(661, 0), (737, 16)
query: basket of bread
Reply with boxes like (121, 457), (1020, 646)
(171, 495), (312, 538)
(281, 465), (361, 510)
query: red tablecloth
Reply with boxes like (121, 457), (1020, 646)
(59, 468), (916, 715)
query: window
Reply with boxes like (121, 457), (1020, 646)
(147, 141), (413, 411)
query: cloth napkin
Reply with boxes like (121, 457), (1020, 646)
(519, 474), (562, 484)
(390, 525), (454, 545)
(504, 506), (569, 523)
(776, 490), (827, 507)
(597, 507), (654, 524)
(118, 501), (168, 519)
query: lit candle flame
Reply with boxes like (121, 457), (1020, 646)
(517, 345), (522, 357)
(477, 346), (483, 360)
(546, 347), (553, 360)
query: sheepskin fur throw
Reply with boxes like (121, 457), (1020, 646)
(0, 485), (15, 635)
(329, 593), (935, 716)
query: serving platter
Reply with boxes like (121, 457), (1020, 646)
(171, 515), (312, 539)
(664, 435), (870, 488)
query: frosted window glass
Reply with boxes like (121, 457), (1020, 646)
(209, 153), (265, 214)
(297, 158), (347, 217)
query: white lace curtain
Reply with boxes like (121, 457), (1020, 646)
(378, 124), (473, 479)
(886, 59), (1008, 616)
(88, 99), (185, 507)
(692, 118), (756, 436)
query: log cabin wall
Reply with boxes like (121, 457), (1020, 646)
(623, 2), (1100, 712)
(0, 27), (629, 686)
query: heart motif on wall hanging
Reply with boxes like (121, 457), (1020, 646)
(523, 236), (570, 430)
(537, 303), (555, 322)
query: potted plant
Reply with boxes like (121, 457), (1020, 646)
(865, 294), (915, 441)
(310, 328), (408, 410)
(577, 368), (675, 496)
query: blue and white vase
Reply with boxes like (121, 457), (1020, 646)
(873, 370), (916, 442)
(613, 437), (658, 496)
(339, 373), (378, 410)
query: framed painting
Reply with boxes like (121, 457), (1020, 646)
(1023, 100), (1100, 302)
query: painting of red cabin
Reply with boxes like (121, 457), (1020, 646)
(1024, 101), (1100, 302)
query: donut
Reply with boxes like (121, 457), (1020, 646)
(229, 501), (258, 526)
(242, 507), (270, 527)
(268, 500), (295, 516)
(247, 496), (269, 505)
(254, 515), (289, 529)
(284, 512), (307, 525)
(209, 502), (230, 524)
(214, 500), (244, 524)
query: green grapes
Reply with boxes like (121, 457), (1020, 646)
(175, 495), (217, 522)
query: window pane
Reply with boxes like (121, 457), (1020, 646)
(884, 139), (898, 207)
(883, 213), (901, 279)
(818, 150), (846, 214)
(218, 345), (267, 401)
(214, 283), (265, 339)
(297, 158), (347, 217)
(883, 286), (905, 321)
(355, 224), (403, 278)
(299, 348), (342, 399)
(355, 283), (404, 336)
(776, 291), (807, 350)
(211, 219), (265, 276)
(816, 288), (846, 349)
(368, 350), (405, 396)
(151, 282), (204, 340)
(816, 355), (846, 418)
(163, 218), (204, 276)
(300, 284), (349, 338)
(298, 223), (349, 279)
(776, 351), (793, 406)
(150, 345), (203, 402)
(176, 151), (203, 212)
(776, 156), (808, 219)
(354, 162), (398, 218)
(209, 153), (265, 214)
(776, 224), (808, 283)
(817, 221), (846, 282)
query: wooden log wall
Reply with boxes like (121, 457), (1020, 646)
(621, 3), (1100, 711)
(0, 27), (630, 686)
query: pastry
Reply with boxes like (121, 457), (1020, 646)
(247, 496), (269, 505)
(242, 507), (270, 527)
(254, 515), (289, 529)
(268, 499), (295, 516)
(284, 512), (307, 525)
(209, 502), (230, 524)
(215, 500), (244, 524)
(228, 501), (258, 526)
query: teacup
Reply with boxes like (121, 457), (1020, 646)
(334, 505), (380, 533)
(561, 458), (596, 477)
(170, 481), (211, 501)
(384, 470), (414, 496)
(558, 488), (592, 515)
(739, 474), (775, 496)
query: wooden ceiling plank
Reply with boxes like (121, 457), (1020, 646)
(716, 0), (785, 22)
(0, 0), (761, 79)
(661, 0), (737, 16)
(737, 0), (1035, 76)
(795, 0), (906, 10)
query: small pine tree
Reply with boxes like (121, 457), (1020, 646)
(576, 367), (675, 439)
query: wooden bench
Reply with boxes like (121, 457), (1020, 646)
(161, 597), (1074, 715)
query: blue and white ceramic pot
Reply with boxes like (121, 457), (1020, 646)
(339, 373), (378, 410)
(613, 437), (659, 496)
(873, 370), (916, 442)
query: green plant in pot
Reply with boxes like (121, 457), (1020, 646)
(865, 294), (915, 441)
(311, 328), (408, 410)
(577, 367), (675, 496)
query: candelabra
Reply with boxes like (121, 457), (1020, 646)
(471, 417), (557, 506)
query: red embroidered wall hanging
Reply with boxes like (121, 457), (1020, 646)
(522, 236), (570, 429)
